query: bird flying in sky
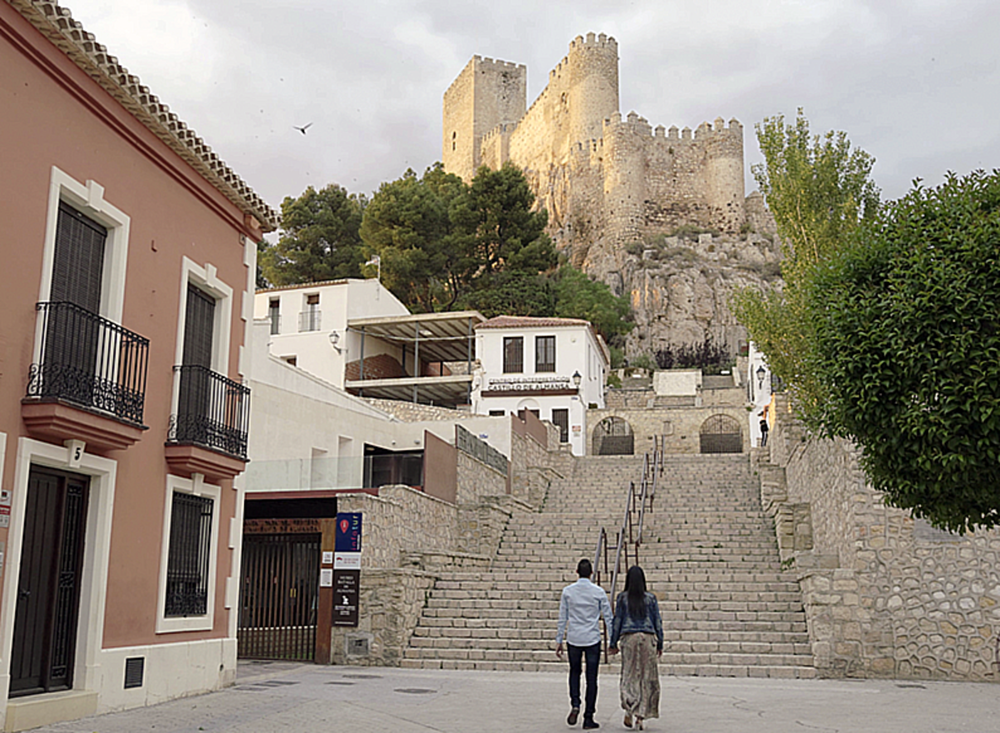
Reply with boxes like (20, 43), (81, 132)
(293, 123), (313, 135)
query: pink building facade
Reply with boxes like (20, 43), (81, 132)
(0, 2), (276, 728)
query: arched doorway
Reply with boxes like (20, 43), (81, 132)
(699, 414), (743, 453)
(593, 416), (634, 455)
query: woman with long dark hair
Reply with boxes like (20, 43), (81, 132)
(608, 566), (662, 729)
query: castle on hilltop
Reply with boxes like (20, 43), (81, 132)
(443, 33), (760, 272)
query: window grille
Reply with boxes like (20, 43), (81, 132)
(535, 336), (556, 372)
(503, 337), (523, 373)
(165, 492), (214, 617)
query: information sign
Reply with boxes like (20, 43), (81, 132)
(333, 569), (359, 626)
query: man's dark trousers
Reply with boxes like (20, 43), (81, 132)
(567, 642), (601, 720)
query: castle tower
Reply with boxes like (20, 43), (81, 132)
(567, 33), (619, 145)
(703, 118), (747, 233)
(442, 56), (526, 182)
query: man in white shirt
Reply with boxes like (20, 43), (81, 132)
(555, 558), (614, 729)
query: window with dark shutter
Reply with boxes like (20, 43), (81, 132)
(536, 335), (556, 372)
(44, 203), (108, 386)
(503, 337), (523, 373)
(51, 202), (106, 312)
(183, 285), (215, 368)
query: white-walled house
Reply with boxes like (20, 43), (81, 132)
(253, 279), (409, 388)
(254, 279), (484, 408)
(471, 316), (610, 456)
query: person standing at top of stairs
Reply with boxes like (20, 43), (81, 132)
(556, 558), (614, 730)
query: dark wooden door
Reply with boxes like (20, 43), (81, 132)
(10, 467), (89, 697)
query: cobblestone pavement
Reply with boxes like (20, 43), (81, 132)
(30, 661), (1000, 733)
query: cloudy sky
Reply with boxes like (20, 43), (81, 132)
(63, 0), (999, 218)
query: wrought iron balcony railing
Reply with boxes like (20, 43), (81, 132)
(26, 301), (149, 426)
(298, 309), (321, 332)
(168, 364), (250, 460)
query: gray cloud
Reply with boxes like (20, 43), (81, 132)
(65, 0), (1000, 215)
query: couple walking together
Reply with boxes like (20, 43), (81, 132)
(555, 559), (663, 730)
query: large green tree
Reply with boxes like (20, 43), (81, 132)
(260, 184), (366, 286)
(361, 162), (558, 313)
(811, 170), (1000, 532)
(452, 162), (558, 290)
(731, 110), (880, 424)
(358, 164), (468, 312)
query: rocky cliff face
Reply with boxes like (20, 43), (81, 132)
(562, 197), (781, 360)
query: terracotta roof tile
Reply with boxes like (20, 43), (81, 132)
(11, 0), (278, 231)
(476, 315), (592, 330)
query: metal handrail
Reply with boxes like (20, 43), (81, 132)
(595, 436), (665, 660)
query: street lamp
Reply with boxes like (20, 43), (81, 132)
(572, 370), (582, 389)
(756, 364), (766, 390)
(329, 330), (342, 354)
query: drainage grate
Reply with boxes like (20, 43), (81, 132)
(342, 673), (382, 679)
(896, 683), (926, 689)
(394, 688), (436, 695)
(124, 657), (144, 689)
(326, 681), (356, 686)
(257, 680), (299, 686)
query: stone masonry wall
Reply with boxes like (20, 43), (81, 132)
(588, 405), (750, 455)
(764, 395), (1000, 681)
(335, 485), (459, 570)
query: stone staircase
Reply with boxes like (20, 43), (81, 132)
(402, 453), (815, 678)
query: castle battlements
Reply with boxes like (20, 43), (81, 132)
(569, 31), (617, 51)
(481, 122), (518, 145)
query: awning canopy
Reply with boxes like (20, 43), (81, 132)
(346, 310), (486, 363)
(344, 374), (473, 407)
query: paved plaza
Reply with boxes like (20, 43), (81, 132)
(29, 661), (1000, 733)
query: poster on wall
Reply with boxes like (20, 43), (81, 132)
(334, 512), (362, 626)
(335, 512), (362, 553)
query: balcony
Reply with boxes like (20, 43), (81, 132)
(298, 309), (321, 332)
(166, 364), (250, 480)
(22, 302), (149, 451)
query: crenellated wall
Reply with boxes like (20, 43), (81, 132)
(443, 33), (748, 271)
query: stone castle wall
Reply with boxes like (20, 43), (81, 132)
(444, 33), (747, 273)
(764, 395), (1000, 681)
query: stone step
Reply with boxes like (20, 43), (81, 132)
(399, 658), (816, 678)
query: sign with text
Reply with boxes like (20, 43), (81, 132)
(335, 512), (362, 553)
(333, 569), (360, 626)
(334, 552), (361, 570)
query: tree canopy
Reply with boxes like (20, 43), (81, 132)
(731, 110), (880, 423)
(811, 170), (1000, 532)
(262, 163), (632, 342)
(259, 184), (366, 286)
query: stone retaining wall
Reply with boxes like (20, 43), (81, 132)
(764, 395), (1000, 681)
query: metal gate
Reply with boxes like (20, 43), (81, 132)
(593, 416), (635, 455)
(238, 533), (320, 661)
(700, 414), (743, 453)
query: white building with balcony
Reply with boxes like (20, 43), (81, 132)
(471, 316), (610, 456)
